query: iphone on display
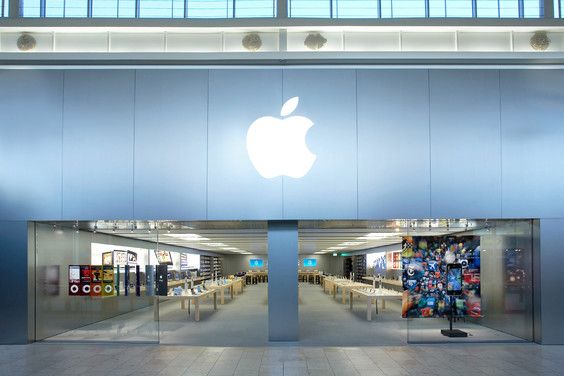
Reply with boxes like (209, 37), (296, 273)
(446, 263), (463, 296)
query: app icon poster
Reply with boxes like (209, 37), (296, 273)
(401, 236), (481, 318)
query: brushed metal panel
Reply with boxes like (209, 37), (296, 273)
(282, 69), (357, 219)
(0, 70), (63, 220)
(134, 70), (208, 219)
(539, 219), (564, 344)
(501, 70), (564, 219)
(268, 221), (298, 341)
(357, 69), (431, 219)
(430, 70), (502, 218)
(62, 70), (135, 219)
(207, 69), (283, 220)
(0, 221), (29, 343)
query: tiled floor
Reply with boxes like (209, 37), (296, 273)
(1, 343), (564, 376)
(44, 283), (523, 346)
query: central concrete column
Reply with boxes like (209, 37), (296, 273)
(267, 220), (298, 341)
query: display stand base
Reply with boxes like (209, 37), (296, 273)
(441, 329), (468, 338)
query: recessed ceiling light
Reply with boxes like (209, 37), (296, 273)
(356, 233), (399, 240)
(339, 241), (365, 246)
(328, 246), (346, 250)
(203, 242), (227, 247)
(222, 247), (239, 250)
(165, 233), (209, 241)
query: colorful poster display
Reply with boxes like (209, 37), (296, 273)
(90, 265), (102, 296)
(102, 265), (115, 296)
(68, 265), (81, 296)
(401, 236), (481, 318)
(386, 251), (402, 270)
(68, 264), (115, 297)
(102, 252), (113, 266)
(367, 252), (387, 274)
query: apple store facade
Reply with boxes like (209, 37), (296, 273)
(1, 67), (564, 346)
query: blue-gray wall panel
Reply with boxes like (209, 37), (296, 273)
(539, 218), (564, 344)
(62, 70), (135, 219)
(268, 221), (299, 341)
(282, 70), (357, 219)
(0, 221), (29, 343)
(501, 70), (564, 219)
(207, 70), (283, 220)
(134, 70), (208, 219)
(357, 70), (431, 219)
(430, 70), (502, 219)
(0, 71), (63, 220)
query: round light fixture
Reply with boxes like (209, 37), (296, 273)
(242, 33), (262, 52)
(304, 32), (327, 51)
(17, 33), (37, 52)
(530, 31), (550, 51)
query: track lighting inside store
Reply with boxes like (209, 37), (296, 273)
(339, 241), (365, 246)
(356, 233), (399, 240)
(165, 233), (209, 241)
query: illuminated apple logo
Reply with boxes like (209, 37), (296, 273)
(246, 97), (316, 179)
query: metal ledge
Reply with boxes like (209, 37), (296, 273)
(2, 51), (564, 67)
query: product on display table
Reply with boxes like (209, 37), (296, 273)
(322, 277), (366, 304)
(207, 278), (244, 304)
(154, 288), (218, 322)
(349, 287), (403, 321)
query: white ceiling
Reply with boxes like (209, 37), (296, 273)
(65, 219), (479, 256)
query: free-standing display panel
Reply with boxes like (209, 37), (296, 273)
(401, 236), (481, 318)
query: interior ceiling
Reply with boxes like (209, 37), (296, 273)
(44, 219), (479, 256)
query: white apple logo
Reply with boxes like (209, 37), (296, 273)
(246, 97), (316, 179)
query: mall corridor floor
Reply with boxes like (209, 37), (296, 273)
(1, 343), (563, 376)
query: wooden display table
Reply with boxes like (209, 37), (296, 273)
(232, 278), (244, 294)
(323, 278), (365, 304)
(349, 288), (402, 321)
(154, 290), (217, 322)
(208, 281), (237, 304)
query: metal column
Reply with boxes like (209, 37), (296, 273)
(267, 221), (299, 341)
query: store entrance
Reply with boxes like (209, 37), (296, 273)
(297, 219), (535, 345)
(31, 219), (535, 346)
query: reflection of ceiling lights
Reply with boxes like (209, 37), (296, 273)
(314, 251), (325, 254)
(165, 233), (209, 241)
(356, 233), (400, 240)
(339, 241), (365, 246)
(203, 242), (227, 247)
(328, 246), (346, 250)
(222, 247), (238, 250)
